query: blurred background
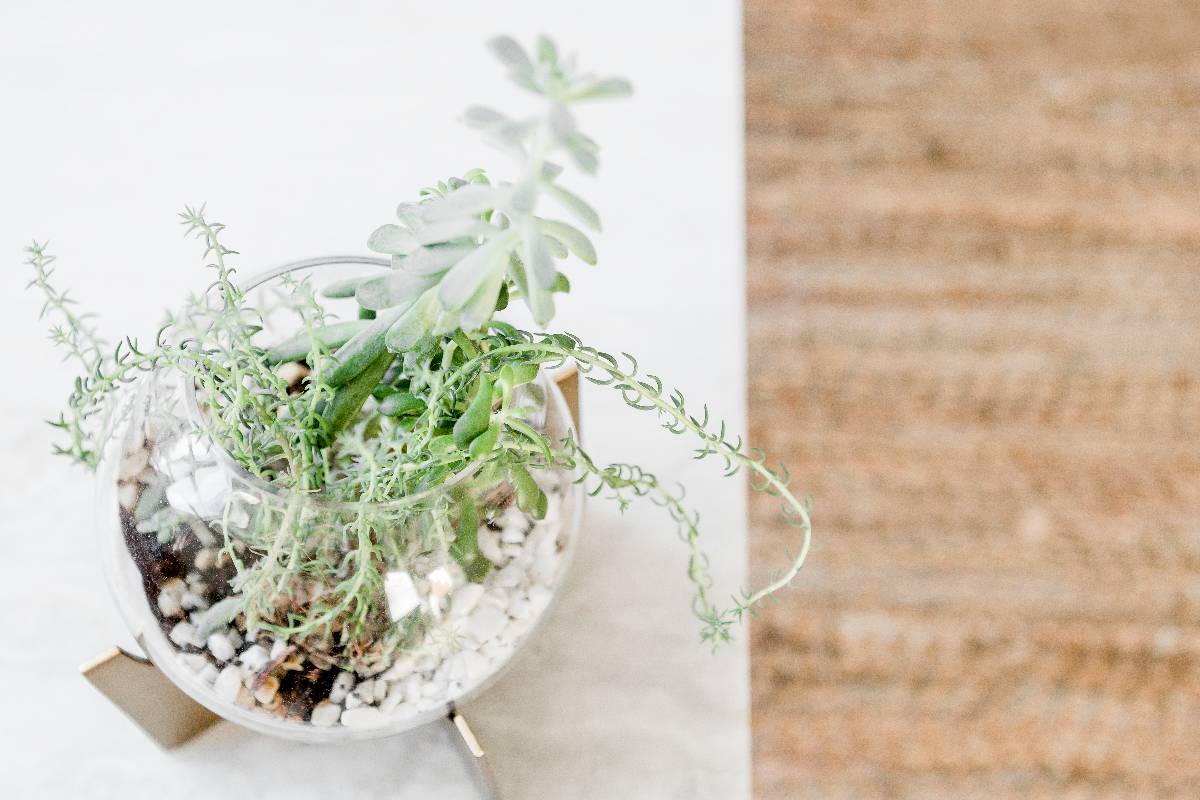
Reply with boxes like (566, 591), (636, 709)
(745, 1), (1199, 797)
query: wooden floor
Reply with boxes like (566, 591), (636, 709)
(744, 2), (1200, 797)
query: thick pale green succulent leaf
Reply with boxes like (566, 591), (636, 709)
(420, 184), (508, 222)
(355, 270), (440, 311)
(438, 233), (515, 310)
(565, 134), (599, 174)
(413, 217), (496, 246)
(326, 307), (403, 386)
(265, 319), (371, 363)
(463, 106), (510, 129)
(521, 217), (556, 288)
(509, 178), (539, 214)
(536, 36), (558, 65)
(385, 288), (440, 351)
(488, 36), (533, 76)
(539, 218), (596, 264)
(368, 223), (419, 255)
(547, 102), (575, 143)
(568, 77), (634, 102)
(399, 243), (475, 276)
(458, 260), (507, 332)
(545, 182), (601, 231)
(542, 235), (568, 259)
(320, 273), (387, 299)
(526, 281), (555, 327)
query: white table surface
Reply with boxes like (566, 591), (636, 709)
(0, 2), (749, 797)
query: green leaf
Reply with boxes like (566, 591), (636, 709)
(378, 392), (425, 417)
(264, 319), (371, 364)
(521, 217), (556, 288)
(355, 271), (439, 311)
(536, 35), (558, 65)
(326, 308), (403, 386)
(488, 36), (533, 75)
(400, 244), (475, 276)
(463, 106), (510, 129)
(195, 596), (245, 638)
(321, 274), (385, 299)
(318, 350), (395, 445)
(438, 232), (515, 311)
(468, 421), (500, 459)
(568, 77), (634, 102)
(539, 219), (597, 264)
(545, 182), (601, 231)
(420, 184), (507, 222)
(368, 223), (418, 255)
(542, 234), (568, 259)
(385, 288), (440, 351)
(450, 490), (490, 582)
(452, 374), (494, 449)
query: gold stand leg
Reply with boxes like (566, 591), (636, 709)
(80, 647), (219, 749)
(554, 364), (580, 425)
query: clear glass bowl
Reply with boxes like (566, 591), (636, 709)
(93, 257), (582, 742)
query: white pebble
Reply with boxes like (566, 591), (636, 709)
(477, 526), (505, 565)
(493, 564), (522, 589)
(480, 590), (508, 612)
(468, 607), (508, 642)
(345, 694), (364, 710)
(118, 481), (138, 511)
(165, 466), (232, 519)
(413, 654), (440, 673)
(160, 578), (186, 599)
(207, 632), (236, 662)
(460, 650), (490, 683)
(426, 566), (454, 598)
(528, 585), (553, 613)
(352, 680), (376, 705)
(169, 621), (199, 648)
(450, 584), (485, 619)
(181, 591), (209, 611)
(270, 639), (289, 660)
(200, 663), (220, 685)
(310, 701), (341, 727)
(501, 617), (532, 644)
(479, 640), (514, 664)
(194, 549), (217, 571)
(421, 679), (447, 698)
(253, 677), (279, 705)
(118, 448), (149, 481)
(239, 644), (269, 673)
(384, 571), (420, 622)
(374, 680), (388, 703)
(380, 682), (406, 713)
(329, 672), (356, 704)
(381, 657), (416, 682)
(213, 665), (242, 703)
(341, 706), (386, 729)
(402, 676), (422, 705)
(507, 594), (532, 620)
(157, 591), (183, 618)
(179, 654), (209, 673)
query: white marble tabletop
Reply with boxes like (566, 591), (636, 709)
(0, 2), (749, 797)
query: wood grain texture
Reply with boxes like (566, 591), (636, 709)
(745, 2), (1200, 797)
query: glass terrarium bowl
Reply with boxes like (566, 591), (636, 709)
(93, 256), (583, 743)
